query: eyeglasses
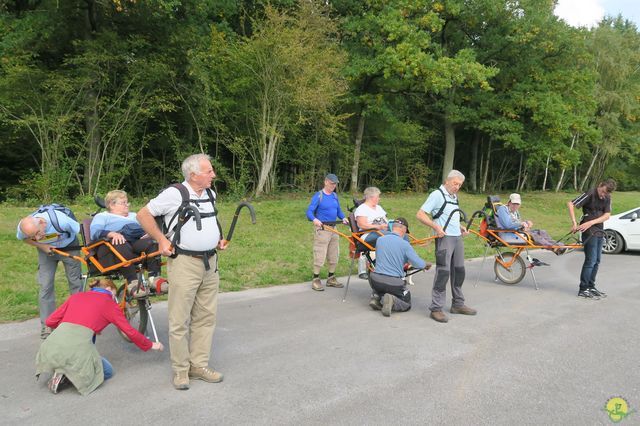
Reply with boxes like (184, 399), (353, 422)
(114, 201), (130, 206)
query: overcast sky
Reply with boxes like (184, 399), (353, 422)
(554, 0), (640, 28)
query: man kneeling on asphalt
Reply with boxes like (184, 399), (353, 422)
(368, 217), (430, 317)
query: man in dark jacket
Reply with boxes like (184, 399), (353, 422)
(567, 179), (616, 299)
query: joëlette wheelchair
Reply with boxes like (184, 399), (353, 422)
(51, 196), (164, 342)
(466, 196), (582, 289)
(320, 199), (454, 301)
(51, 197), (257, 342)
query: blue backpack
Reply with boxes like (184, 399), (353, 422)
(31, 204), (78, 238)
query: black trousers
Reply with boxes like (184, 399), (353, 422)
(369, 272), (411, 312)
(95, 238), (160, 281)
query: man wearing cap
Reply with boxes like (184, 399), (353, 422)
(306, 174), (349, 291)
(496, 193), (557, 248)
(368, 217), (429, 317)
(416, 169), (476, 323)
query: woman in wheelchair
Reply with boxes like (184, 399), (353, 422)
(496, 193), (561, 253)
(90, 190), (167, 297)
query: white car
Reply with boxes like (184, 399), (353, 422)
(602, 207), (640, 254)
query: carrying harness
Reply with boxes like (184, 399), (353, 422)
(432, 187), (459, 220)
(31, 204), (78, 239)
(159, 183), (223, 271)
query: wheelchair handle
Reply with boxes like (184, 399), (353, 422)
(442, 208), (468, 232)
(319, 220), (348, 227)
(465, 210), (487, 230)
(226, 202), (256, 242)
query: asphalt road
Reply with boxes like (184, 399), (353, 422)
(1, 250), (639, 425)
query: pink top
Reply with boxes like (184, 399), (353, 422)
(46, 291), (152, 351)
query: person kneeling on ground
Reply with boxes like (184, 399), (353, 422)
(90, 190), (168, 297)
(368, 217), (431, 317)
(35, 278), (164, 395)
(496, 193), (563, 254)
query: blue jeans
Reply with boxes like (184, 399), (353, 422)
(580, 235), (603, 291)
(102, 357), (114, 380)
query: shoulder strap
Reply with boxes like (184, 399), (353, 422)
(432, 187), (460, 219)
(164, 183), (190, 233)
(313, 190), (324, 216)
(33, 205), (67, 235)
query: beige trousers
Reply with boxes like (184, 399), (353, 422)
(167, 254), (219, 372)
(312, 228), (339, 275)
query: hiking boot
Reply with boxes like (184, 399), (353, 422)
(189, 366), (223, 383)
(47, 372), (66, 394)
(369, 296), (382, 311)
(381, 294), (393, 317)
(578, 290), (594, 299)
(311, 278), (324, 291)
(41, 326), (53, 340)
(128, 280), (149, 298)
(589, 288), (607, 298)
(149, 276), (169, 294)
(325, 276), (343, 288)
(430, 311), (448, 323)
(173, 371), (190, 390)
(450, 305), (477, 315)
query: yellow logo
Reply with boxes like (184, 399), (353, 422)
(604, 397), (635, 423)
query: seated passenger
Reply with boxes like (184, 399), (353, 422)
(496, 193), (558, 249)
(90, 190), (167, 296)
(368, 218), (429, 316)
(354, 187), (389, 278)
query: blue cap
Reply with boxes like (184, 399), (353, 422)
(325, 173), (339, 183)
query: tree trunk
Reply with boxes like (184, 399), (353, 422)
(542, 152), (551, 191)
(441, 114), (456, 182)
(255, 131), (279, 197)
(81, 1), (100, 196)
(555, 133), (577, 192)
(82, 89), (101, 196)
(469, 132), (480, 192)
(516, 151), (523, 190)
(481, 138), (492, 192)
(579, 147), (599, 192)
(350, 109), (365, 194)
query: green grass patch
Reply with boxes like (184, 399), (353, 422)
(1, 191), (638, 322)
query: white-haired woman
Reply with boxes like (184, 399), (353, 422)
(90, 190), (167, 297)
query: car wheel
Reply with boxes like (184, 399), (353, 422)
(603, 230), (624, 254)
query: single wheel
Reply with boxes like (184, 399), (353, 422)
(602, 229), (624, 254)
(494, 252), (526, 285)
(115, 285), (149, 341)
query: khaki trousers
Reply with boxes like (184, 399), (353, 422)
(167, 254), (219, 372)
(312, 228), (339, 275)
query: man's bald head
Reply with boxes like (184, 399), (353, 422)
(19, 216), (46, 240)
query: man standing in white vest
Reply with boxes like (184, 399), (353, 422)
(138, 153), (227, 390)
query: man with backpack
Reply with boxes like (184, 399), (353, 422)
(416, 170), (476, 323)
(305, 173), (349, 291)
(17, 205), (84, 339)
(137, 153), (227, 390)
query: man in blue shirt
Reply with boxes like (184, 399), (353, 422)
(416, 170), (476, 323)
(306, 173), (349, 291)
(17, 210), (83, 338)
(369, 217), (429, 317)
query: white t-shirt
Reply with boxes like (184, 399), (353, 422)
(146, 181), (220, 251)
(354, 203), (387, 230)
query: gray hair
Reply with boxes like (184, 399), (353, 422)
(363, 186), (381, 200)
(446, 169), (465, 182)
(181, 153), (211, 181)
